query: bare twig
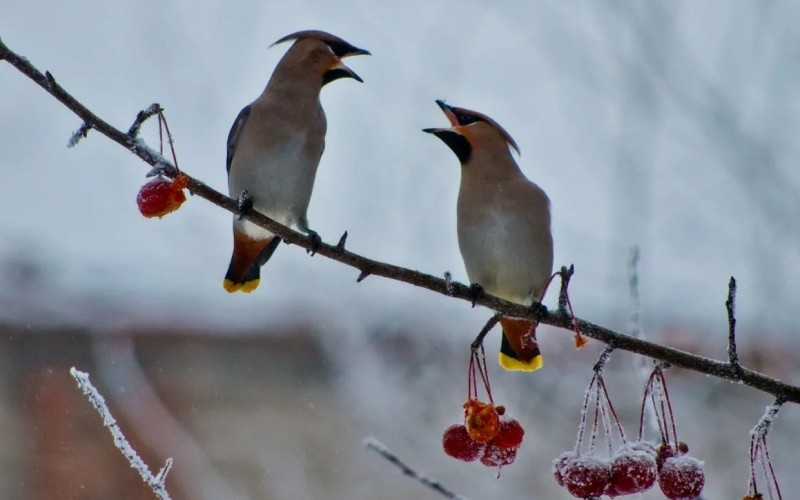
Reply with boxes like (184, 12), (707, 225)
(628, 246), (643, 339)
(2, 38), (800, 404)
(471, 314), (502, 350)
(69, 367), (172, 500)
(726, 276), (741, 369)
(363, 437), (467, 500)
(593, 344), (616, 374)
(67, 122), (91, 148)
(336, 231), (348, 250)
(127, 103), (161, 137)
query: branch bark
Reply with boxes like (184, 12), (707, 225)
(2, 37), (799, 404)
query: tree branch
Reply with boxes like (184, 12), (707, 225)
(2, 37), (799, 404)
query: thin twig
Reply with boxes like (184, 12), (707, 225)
(67, 122), (91, 148)
(127, 103), (161, 137)
(69, 367), (172, 500)
(593, 344), (616, 374)
(363, 437), (467, 500)
(471, 314), (502, 350)
(726, 276), (741, 369)
(2, 38), (800, 404)
(336, 231), (348, 250)
(557, 265), (574, 313)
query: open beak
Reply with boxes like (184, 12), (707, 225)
(324, 59), (364, 84)
(434, 99), (459, 127)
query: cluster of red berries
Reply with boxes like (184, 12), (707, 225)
(552, 361), (705, 499)
(442, 348), (525, 471)
(443, 400), (525, 468)
(136, 174), (188, 218)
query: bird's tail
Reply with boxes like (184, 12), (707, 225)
(498, 318), (543, 372)
(223, 230), (282, 293)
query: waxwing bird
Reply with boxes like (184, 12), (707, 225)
(224, 30), (369, 293)
(424, 100), (553, 371)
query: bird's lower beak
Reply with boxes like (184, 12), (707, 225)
(323, 60), (364, 85)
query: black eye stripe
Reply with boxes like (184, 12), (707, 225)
(325, 40), (354, 57)
(456, 112), (483, 126)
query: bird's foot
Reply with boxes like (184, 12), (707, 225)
(306, 229), (322, 256)
(530, 301), (548, 323)
(468, 283), (484, 307)
(236, 189), (252, 220)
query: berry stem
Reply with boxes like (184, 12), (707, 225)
(762, 437), (782, 500)
(657, 369), (679, 447)
(574, 373), (598, 453)
(599, 377), (626, 444)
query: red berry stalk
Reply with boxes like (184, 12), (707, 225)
(637, 365), (705, 500)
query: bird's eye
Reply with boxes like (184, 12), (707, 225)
(456, 112), (481, 126)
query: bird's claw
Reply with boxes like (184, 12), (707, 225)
(469, 283), (484, 307)
(306, 230), (322, 256)
(530, 301), (548, 323)
(236, 189), (252, 220)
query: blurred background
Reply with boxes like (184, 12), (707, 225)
(1, 1), (799, 498)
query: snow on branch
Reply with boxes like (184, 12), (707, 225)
(1, 37), (799, 405)
(364, 436), (467, 500)
(69, 367), (173, 500)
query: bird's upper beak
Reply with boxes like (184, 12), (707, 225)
(434, 99), (460, 127)
(342, 46), (371, 58)
(422, 100), (461, 136)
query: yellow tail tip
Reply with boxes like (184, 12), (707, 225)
(498, 353), (543, 372)
(223, 278), (260, 293)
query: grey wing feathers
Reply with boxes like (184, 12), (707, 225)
(226, 104), (252, 173)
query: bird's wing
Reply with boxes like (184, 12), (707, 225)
(226, 104), (252, 174)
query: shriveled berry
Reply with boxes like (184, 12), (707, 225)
(463, 399), (500, 443)
(608, 445), (657, 495)
(562, 454), (611, 498)
(656, 441), (676, 470)
(442, 424), (483, 462)
(137, 175), (187, 218)
(552, 451), (578, 487)
(658, 455), (705, 500)
(491, 417), (524, 450)
(480, 441), (517, 467)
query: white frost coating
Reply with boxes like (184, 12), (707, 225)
(750, 402), (782, 438)
(67, 124), (88, 148)
(69, 367), (173, 500)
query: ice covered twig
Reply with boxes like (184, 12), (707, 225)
(363, 436), (467, 500)
(69, 367), (173, 500)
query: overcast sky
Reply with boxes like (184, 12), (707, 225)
(2, 1), (799, 336)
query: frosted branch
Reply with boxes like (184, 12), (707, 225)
(1, 38), (799, 405)
(69, 367), (172, 500)
(363, 436), (467, 500)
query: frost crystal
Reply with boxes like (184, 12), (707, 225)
(69, 367), (173, 500)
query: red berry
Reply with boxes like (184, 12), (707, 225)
(561, 454), (611, 498)
(480, 441), (517, 467)
(491, 417), (524, 449)
(608, 445), (658, 495)
(442, 424), (483, 462)
(658, 455), (705, 499)
(136, 175), (187, 218)
(463, 399), (500, 444)
(552, 451), (578, 487)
